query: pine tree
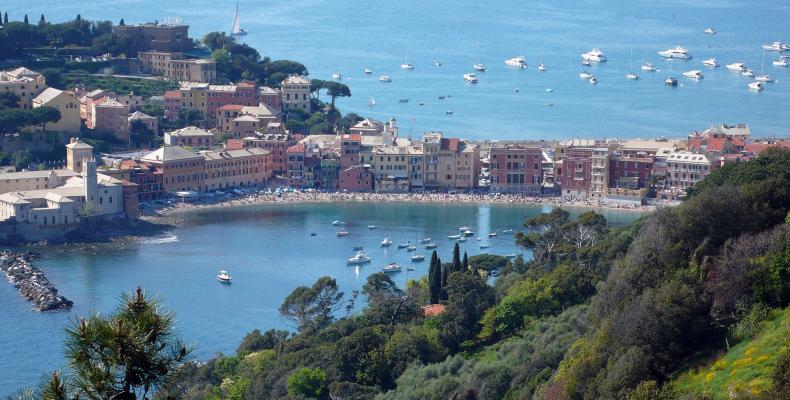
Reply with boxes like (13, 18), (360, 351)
(462, 252), (469, 272)
(76, 14), (81, 21)
(23, 14), (28, 24)
(119, 18), (125, 26)
(0, 11), (3, 26)
(428, 251), (441, 304)
(452, 243), (461, 272)
(39, 14), (45, 26)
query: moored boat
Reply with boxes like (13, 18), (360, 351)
(382, 263), (402, 273)
(381, 237), (392, 247)
(581, 48), (607, 62)
(217, 270), (232, 283)
(658, 46), (692, 59)
(347, 251), (371, 265)
(411, 254), (425, 262)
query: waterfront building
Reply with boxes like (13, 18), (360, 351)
(340, 133), (362, 169)
(31, 88), (81, 133)
(280, 75), (311, 112)
(590, 148), (610, 199)
(128, 111), (159, 134)
(200, 148), (271, 191)
(489, 145), (543, 194)
(140, 146), (205, 192)
(608, 152), (655, 190)
(664, 151), (711, 191)
(112, 21), (193, 56)
(119, 159), (165, 201)
(339, 165), (374, 192)
(559, 147), (594, 198)
(369, 146), (411, 193)
(0, 67), (48, 109)
(164, 126), (215, 148)
(241, 131), (296, 175)
(619, 139), (680, 157)
(0, 170), (80, 195)
(422, 132), (479, 191)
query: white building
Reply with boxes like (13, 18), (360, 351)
(665, 151), (711, 190)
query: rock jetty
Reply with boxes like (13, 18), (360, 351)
(1, 251), (73, 311)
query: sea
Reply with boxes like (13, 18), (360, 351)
(0, 202), (644, 395)
(4, 0), (790, 139)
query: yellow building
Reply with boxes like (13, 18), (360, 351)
(32, 88), (82, 133)
(0, 67), (48, 109)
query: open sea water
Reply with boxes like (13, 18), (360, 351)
(0, 202), (643, 395)
(4, 0), (790, 139)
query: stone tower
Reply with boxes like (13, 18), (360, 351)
(82, 158), (98, 206)
(66, 138), (94, 173)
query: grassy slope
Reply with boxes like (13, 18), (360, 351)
(671, 306), (790, 398)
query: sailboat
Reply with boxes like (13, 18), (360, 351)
(755, 49), (774, 83)
(369, 97), (376, 107)
(230, 2), (247, 37)
(641, 49), (656, 72)
(401, 40), (414, 69)
(473, 42), (487, 71)
(626, 49), (640, 80)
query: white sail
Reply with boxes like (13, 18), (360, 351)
(231, 3), (241, 34)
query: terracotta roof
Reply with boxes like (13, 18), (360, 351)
(422, 304), (446, 317)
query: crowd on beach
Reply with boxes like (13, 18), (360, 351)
(149, 188), (659, 215)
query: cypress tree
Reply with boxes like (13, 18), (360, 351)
(119, 18), (125, 26)
(440, 259), (449, 302)
(428, 251), (441, 304)
(3, 12), (8, 25)
(23, 14), (28, 24)
(39, 14), (45, 26)
(451, 242), (461, 272)
(76, 14), (81, 21)
(0, 11), (3, 26)
(462, 252), (469, 272)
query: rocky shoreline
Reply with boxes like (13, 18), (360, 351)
(1, 251), (73, 311)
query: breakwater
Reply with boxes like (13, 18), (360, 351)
(1, 251), (72, 311)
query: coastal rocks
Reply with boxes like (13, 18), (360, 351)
(1, 251), (73, 311)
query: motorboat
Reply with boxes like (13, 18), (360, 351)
(704, 27), (717, 34)
(589, 76), (598, 84)
(473, 63), (488, 72)
(579, 71), (594, 79)
(683, 70), (704, 80)
(217, 270), (232, 283)
(347, 251), (371, 265)
(488, 232), (497, 237)
(382, 263), (402, 273)
(332, 72), (342, 80)
(458, 236), (467, 242)
(505, 56), (527, 68)
(425, 242), (439, 249)
(545, 88), (553, 92)
(463, 230), (474, 237)
(448, 234), (461, 239)
(310, 232), (317, 236)
(480, 244), (490, 249)
(379, 75), (392, 82)
(458, 226), (471, 231)
(353, 246), (364, 251)
(364, 68), (373, 74)
(641, 63), (657, 72)
(435, 61), (443, 66)
(726, 62), (747, 71)
(421, 237), (432, 243)
(367, 225), (377, 229)
(336, 230), (349, 237)
(411, 254), (425, 262)
(665, 77), (678, 86)
(438, 95), (446, 100)
(703, 58), (719, 67)
(581, 60), (592, 66)
(502, 229), (514, 234)
(773, 57), (789, 67)
(741, 69), (755, 77)
(446, 109), (454, 115)
(464, 73), (479, 83)
(538, 63), (547, 71)
(755, 74), (774, 83)
(658, 46), (692, 59)
(399, 98), (410, 103)
(748, 81), (764, 91)
(381, 237), (392, 247)
(419, 102), (425, 106)
(581, 48), (607, 62)
(401, 63), (414, 70)
(407, 245), (417, 251)
(397, 242), (410, 249)
(332, 220), (345, 226)
(762, 41), (790, 52)
(626, 73), (640, 80)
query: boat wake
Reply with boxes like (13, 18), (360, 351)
(140, 234), (179, 244)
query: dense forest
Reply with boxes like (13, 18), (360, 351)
(9, 148), (790, 400)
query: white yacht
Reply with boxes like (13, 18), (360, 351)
(332, 220), (345, 226)
(704, 27), (717, 34)
(464, 73), (479, 83)
(420, 237), (432, 243)
(435, 61), (443, 66)
(379, 75), (392, 82)
(332, 72), (342, 80)
(626, 49), (639, 80)
(336, 230), (349, 237)
(589, 76), (598, 84)
(579, 71), (594, 79)
(401, 63), (414, 70)
(347, 251), (371, 265)
(741, 69), (755, 77)
(703, 58), (719, 67)
(367, 224), (377, 229)
(364, 68), (372, 74)
(774, 57), (790, 67)
(502, 229), (514, 234)
(505, 56), (527, 68)
(641, 63), (657, 72)
(683, 70), (704, 80)
(726, 62), (747, 71)
(411, 254), (425, 262)
(397, 242), (410, 249)
(581, 48), (607, 62)
(425, 242), (438, 249)
(382, 263), (402, 273)
(480, 244), (490, 249)
(407, 245), (417, 251)
(458, 226), (471, 232)
(659, 46), (692, 59)
(448, 234), (461, 239)
(473, 63), (488, 72)
(463, 230), (474, 237)
(755, 74), (774, 83)
(488, 232), (497, 237)
(626, 73), (640, 80)
(748, 81), (764, 91)
(762, 41), (790, 52)
(217, 270), (232, 283)
(538, 63), (547, 71)
(381, 237), (392, 247)
(665, 76), (678, 86)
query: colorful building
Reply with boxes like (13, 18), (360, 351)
(31, 88), (81, 133)
(164, 126), (215, 148)
(489, 145), (543, 194)
(0, 67), (48, 109)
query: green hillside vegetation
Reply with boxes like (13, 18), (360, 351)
(671, 305), (790, 398)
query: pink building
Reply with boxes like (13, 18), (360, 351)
(560, 147), (593, 197)
(339, 165), (373, 192)
(489, 145), (543, 194)
(242, 132), (295, 175)
(608, 154), (655, 189)
(259, 86), (282, 112)
(231, 115), (261, 139)
(340, 133), (362, 169)
(163, 90), (181, 120)
(93, 99), (130, 141)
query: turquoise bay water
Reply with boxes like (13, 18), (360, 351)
(0, 202), (643, 394)
(4, 0), (790, 138)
